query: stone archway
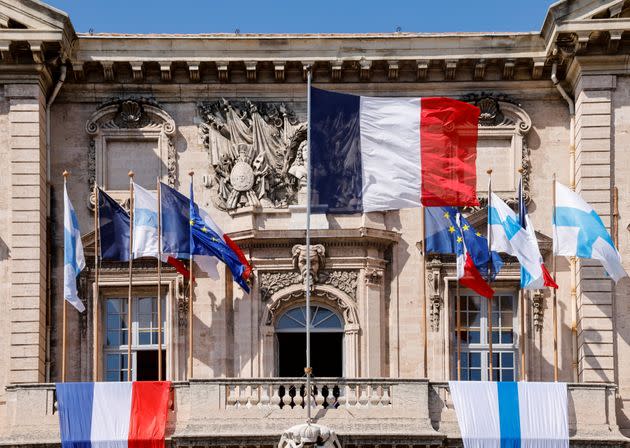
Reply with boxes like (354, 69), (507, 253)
(260, 284), (360, 377)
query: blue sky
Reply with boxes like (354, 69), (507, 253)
(46, 1), (556, 34)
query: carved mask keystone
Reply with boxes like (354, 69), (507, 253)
(292, 244), (325, 284)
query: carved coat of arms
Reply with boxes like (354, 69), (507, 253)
(198, 100), (307, 211)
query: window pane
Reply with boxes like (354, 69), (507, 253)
(470, 352), (481, 367)
(107, 331), (120, 347)
(139, 331), (152, 345)
(503, 370), (514, 382)
(502, 352), (514, 368)
(469, 331), (481, 344)
(470, 369), (482, 381)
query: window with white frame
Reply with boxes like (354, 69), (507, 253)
(453, 292), (517, 381)
(104, 295), (166, 381)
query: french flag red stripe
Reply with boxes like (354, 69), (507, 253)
(128, 382), (170, 448)
(420, 97), (480, 207)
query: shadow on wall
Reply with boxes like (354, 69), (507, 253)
(0, 236), (9, 261)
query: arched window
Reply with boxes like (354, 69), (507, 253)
(276, 305), (343, 333)
(275, 305), (344, 377)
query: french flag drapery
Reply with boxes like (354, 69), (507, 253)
(310, 87), (480, 213)
(56, 381), (171, 448)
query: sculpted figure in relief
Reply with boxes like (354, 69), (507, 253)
(198, 100), (307, 211)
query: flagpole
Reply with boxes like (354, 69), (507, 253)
(127, 171), (134, 381)
(305, 66), (313, 422)
(188, 170), (194, 380)
(486, 169), (494, 380)
(518, 168), (526, 382)
(456, 279), (461, 381)
(62, 170), (69, 382)
(93, 183), (100, 381)
(421, 206), (428, 379)
(552, 173), (559, 382)
(157, 177), (162, 381)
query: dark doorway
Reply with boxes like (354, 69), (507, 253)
(278, 333), (343, 377)
(136, 350), (166, 380)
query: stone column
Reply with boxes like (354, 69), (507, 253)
(573, 73), (616, 383)
(363, 263), (384, 377)
(6, 83), (47, 384)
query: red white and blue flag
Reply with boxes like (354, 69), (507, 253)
(56, 381), (171, 448)
(310, 87), (480, 213)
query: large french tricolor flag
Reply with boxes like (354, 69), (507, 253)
(56, 382), (171, 448)
(310, 87), (480, 213)
(449, 381), (569, 448)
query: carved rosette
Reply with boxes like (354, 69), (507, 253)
(198, 100), (307, 211)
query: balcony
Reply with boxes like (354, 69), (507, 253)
(0, 379), (626, 447)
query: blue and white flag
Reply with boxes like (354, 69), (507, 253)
(132, 182), (159, 259)
(554, 181), (627, 282)
(63, 184), (86, 312)
(489, 193), (548, 289)
(449, 381), (569, 448)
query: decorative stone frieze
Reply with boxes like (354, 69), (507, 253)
(198, 99), (306, 211)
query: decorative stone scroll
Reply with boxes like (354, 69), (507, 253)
(86, 98), (177, 207)
(461, 94), (533, 209)
(198, 100), (307, 211)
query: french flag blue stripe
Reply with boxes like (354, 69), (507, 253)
(498, 382), (521, 448)
(57, 382), (94, 448)
(310, 87), (363, 213)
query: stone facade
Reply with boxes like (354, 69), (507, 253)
(0, 0), (629, 446)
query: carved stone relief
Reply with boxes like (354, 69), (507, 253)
(532, 290), (544, 333)
(259, 270), (358, 302)
(426, 258), (443, 331)
(292, 244), (325, 284)
(198, 100), (307, 211)
(365, 268), (384, 286)
(86, 98), (177, 208)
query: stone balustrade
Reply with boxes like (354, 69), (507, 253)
(0, 380), (627, 447)
(224, 378), (392, 410)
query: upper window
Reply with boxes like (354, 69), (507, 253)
(454, 292), (517, 381)
(104, 296), (166, 381)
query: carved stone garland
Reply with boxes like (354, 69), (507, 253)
(198, 100), (307, 211)
(532, 290), (544, 332)
(86, 98), (177, 198)
(259, 270), (359, 303)
(426, 258), (443, 331)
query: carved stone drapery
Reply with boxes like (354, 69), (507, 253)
(86, 98), (177, 207)
(198, 100), (306, 211)
(461, 94), (533, 210)
(427, 258), (443, 331)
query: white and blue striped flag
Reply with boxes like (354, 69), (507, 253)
(63, 183), (86, 312)
(489, 193), (550, 289)
(449, 381), (569, 448)
(554, 181), (627, 283)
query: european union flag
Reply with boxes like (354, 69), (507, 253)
(458, 213), (503, 281)
(98, 189), (130, 262)
(425, 206), (460, 254)
(189, 183), (250, 293)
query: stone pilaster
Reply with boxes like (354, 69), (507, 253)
(574, 74), (616, 383)
(6, 83), (47, 384)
